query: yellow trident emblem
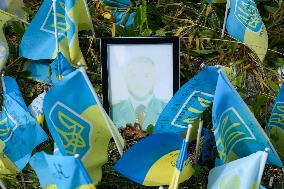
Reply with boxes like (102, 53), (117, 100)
(50, 102), (91, 157)
(236, 0), (263, 32)
(56, 111), (87, 155)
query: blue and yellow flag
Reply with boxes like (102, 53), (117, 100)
(0, 76), (48, 170)
(19, 0), (91, 65)
(226, 0), (268, 61)
(207, 151), (267, 189)
(0, 10), (15, 72)
(101, 0), (135, 27)
(267, 84), (284, 161)
(153, 66), (219, 134)
(30, 152), (95, 189)
(114, 133), (193, 186)
(43, 68), (124, 184)
(205, 0), (226, 3)
(29, 92), (46, 125)
(212, 70), (282, 167)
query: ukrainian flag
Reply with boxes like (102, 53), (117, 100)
(226, 0), (268, 61)
(212, 70), (282, 167)
(267, 84), (284, 161)
(205, 0), (226, 3)
(207, 151), (267, 189)
(28, 92), (46, 125)
(43, 68), (124, 184)
(30, 151), (96, 189)
(19, 0), (92, 65)
(114, 133), (193, 186)
(101, 0), (135, 27)
(0, 76), (48, 171)
(0, 10), (14, 72)
(154, 66), (219, 134)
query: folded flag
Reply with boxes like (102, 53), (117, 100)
(0, 10), (14, 72)
(212, 70), (282, 167)
(102, 0), (135, 27)
(19, 0), (92, 65)
(114, 133), (193, 186)
(43, 67), (124, 183)
(51, 52), (74, 81)
(154, 66), (219, 134)
(30, 151), (95, 189)
(207, 151), (267, 189)
(267, 84), (284, 161)
(23, 60), (56, 84)
(29, 92), (46, 125)
(0, 76), (48, 170)
(226, 0), (268, 61)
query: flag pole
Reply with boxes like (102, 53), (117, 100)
(78, 64), (124, 155)
(194, 119), (203, 163)
(52, 0), (60, 54)
(0, 180), (7, 189)
(82, 0), (96, 38)
(221, 0), (230, 38)
(168, 124), (192, 189)
(1, 73), (5, 93)
(256, 148), (269, 189)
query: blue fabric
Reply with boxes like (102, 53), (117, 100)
(199, 128), (217, 164)
(51, 52), (74, 79)
(0, 76), (48, 170)
(25, 60), (55, 84)
(154, 66), (219, 134)
(114, 133), (183, 184)
(176, 140), (189, 171)
(30, 152), (92, 188)
(212, 70), (282, 167)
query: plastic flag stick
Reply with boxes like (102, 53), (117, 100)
(0, 180), (7, 189)
(221, 0), (230, 38)
(52, 0), (59, 54)
(78, 64), (124, 155)
(168, 124), (192, 189)
(194, 119), (203, 163)
(82, 0), (96, 38)
(256, 148), (269, 189)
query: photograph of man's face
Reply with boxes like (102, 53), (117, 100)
(108, 44), (173, 130)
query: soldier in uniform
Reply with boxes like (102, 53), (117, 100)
(111, 56), (167, 130)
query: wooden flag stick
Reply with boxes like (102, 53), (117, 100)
(221, 0), (230, 38)
(78, 64), (124, 155)
(194, 119), (203, 163)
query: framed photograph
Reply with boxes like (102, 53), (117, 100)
(101, 37), (180, 131)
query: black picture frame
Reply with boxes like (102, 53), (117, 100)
(101, 37), (180, 129)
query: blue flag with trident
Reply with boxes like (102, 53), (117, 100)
(154, 66), (219, 134)
(267, 84), (284, 161)
(30, 152), (95, 189)
(212, 70), (282, 167)
(19, 0), (92, 65)
(43, 65), (124, 184)
(226, 0), (268, 61)
(0, 76), (48, 171)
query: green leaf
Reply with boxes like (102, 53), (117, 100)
(192, 49), (216, 55)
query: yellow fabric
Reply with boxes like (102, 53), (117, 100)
(81, 105), (124, 184)
(244, 25), (268, 62)
(0, 140), (18, 176)
(44, 184), (96, 189)
(143, 150), (193, 186)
